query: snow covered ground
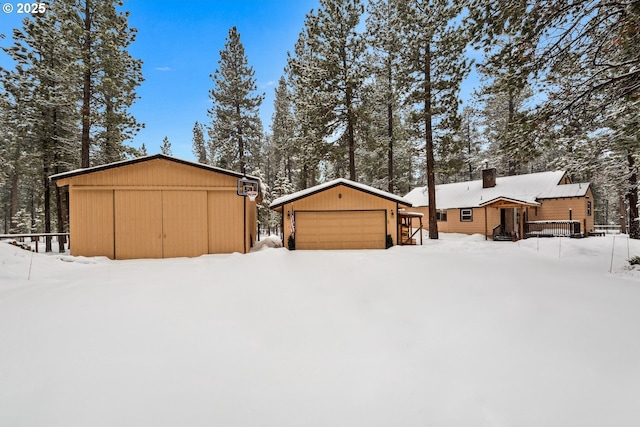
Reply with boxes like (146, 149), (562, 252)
(1, 234), (639, 427)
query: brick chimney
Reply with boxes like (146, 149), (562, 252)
(482, 168), (497, 188)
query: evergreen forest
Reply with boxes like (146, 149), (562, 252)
(1, 0), (639, 241)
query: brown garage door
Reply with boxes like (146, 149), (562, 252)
(295, 210), (386, 250)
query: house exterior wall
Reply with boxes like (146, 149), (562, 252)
(58, 158), (256, 259)
(406, 206), (502, 236)
(280, 185), (399, 248)
(532, 188), (595, 233)
(407, 196), (594, 238)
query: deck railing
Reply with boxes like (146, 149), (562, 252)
(524, 220), (581, 238)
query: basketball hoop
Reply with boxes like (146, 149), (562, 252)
(246, 190), (258, 202)
(237, 177), (260, 201)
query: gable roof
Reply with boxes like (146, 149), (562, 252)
(270, 178), (412, 210)
(49, 154), (259, 182)
(404, 171), (590, 209)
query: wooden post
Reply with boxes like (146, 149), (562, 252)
(484, 206), (488, 240)
(519, 206), (524, 240)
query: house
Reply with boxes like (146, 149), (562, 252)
(404, 169), (594, 239)
(270, 178), (412, 250)
(51, 154), (260, 259)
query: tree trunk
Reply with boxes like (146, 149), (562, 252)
(237, 104), (245, 175)
(43, 159), (51, 252)
(54, 164), (67, 252)
(346, 86), (356, 181)
(627, 152), (639, 239)
(619, 193), (627, 234)
(467, 119), (473, 181)
(424, 43), (438, 240)
(387, 57), (394, 193)
(9, 171), (18, 232)
(81, 0), (92, 169)
(507, 92), (516, 175)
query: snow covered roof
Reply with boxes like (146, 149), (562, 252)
(404, 171), (591, 209)
(270, 178), (412, 209)
(50, 154), (259, 182)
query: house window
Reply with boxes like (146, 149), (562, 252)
(437, 210), (448, 222)
(587, 201), (592, 216)
(460, 208), (473, 222)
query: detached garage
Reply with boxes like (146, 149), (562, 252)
(270, 179), (412, 250)
(51, 154), (259, 259)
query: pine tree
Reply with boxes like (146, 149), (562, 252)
(139, 142), (148, 156)
(356, 75), (413, 192)
(295, 0), (366, 181)
(271, 170), (295, 233)
(365, 0), (404, 192)
(397, 0), (472, 239)
(2, 2), (80, 250)
(160, 137), (172, 156)
(287, 24), (328, 189)
(474, 82), (536, 175)
(78, 0), (143, 168)
(458, 106), (483, 181)
(208, 26), (264, 175)
(468, 0), (640, 237)
(192, 121), (207, 163)
(271, 76), (297, 181)
(1, 0), (142, 247)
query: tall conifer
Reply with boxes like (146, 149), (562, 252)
(208, 26), (264, 175)
(397, 0), (471, 239)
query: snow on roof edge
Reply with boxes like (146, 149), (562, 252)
(270, 178), (411, 208)
(50, 154), (259, 182)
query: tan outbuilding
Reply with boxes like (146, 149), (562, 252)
(270, 178), (412, 250)
(51, 154), (259, 259)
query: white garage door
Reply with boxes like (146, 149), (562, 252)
(295, 210), (386, 250)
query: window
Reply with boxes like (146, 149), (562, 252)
(436, 210), (448, 222)
(587, 201), (592, 216)
(460, 208), (473, 222)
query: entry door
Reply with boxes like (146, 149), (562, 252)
(115, 190), (163, 259)
(500, 208), (521, 236)
(162, 191), (208, 258)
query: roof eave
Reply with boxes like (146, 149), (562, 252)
(49, 154), (259, 183)
(269, 180), (411, 210)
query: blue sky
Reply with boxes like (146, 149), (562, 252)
(0, 0), (320, 160)
(1, 0), (479, 163)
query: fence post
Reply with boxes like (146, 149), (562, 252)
(559, 236), (562, 259)
(609, 235), (616, 273)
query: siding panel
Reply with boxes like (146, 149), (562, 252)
(115, 191), (163, 259)
(70, 190), (114, 258)
(209, 191), (244, 253)
(163, 191), (208, 258)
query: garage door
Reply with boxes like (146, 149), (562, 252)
(295, 210), (386, 250)
(114, 190), (208, 259)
